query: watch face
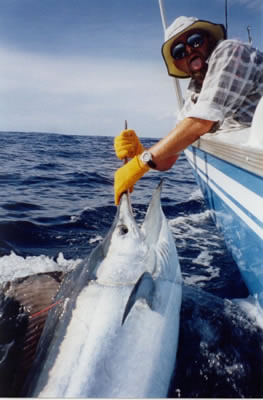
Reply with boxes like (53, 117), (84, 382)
(142, 151), (151, 163)
(141, 151), (157, 169)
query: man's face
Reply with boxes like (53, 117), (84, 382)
(171, 29), (211, 82)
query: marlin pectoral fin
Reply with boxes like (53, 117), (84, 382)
(122, 272), (155, 325)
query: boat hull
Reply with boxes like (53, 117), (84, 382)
(185, 144), (263, 308)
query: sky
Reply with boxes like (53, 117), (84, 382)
(0, 0), (262, 137)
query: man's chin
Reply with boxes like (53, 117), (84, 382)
(190, 65), (208, 82)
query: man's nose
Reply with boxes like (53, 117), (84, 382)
(185, 44), (194, 55)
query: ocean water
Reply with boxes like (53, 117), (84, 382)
(0, 131), (262, 397)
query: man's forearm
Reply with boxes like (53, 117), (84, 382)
(149, 117), (215, 170)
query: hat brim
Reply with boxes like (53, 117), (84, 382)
(162, 20), (226, 78)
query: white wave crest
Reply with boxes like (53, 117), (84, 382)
(0, 251), (81, 284)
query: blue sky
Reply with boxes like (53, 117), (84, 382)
(0, 0), (262, 137)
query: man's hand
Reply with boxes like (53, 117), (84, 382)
(114, 156), (149, 205)
(114, 129), (144, 160)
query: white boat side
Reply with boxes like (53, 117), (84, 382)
(184, 98), (263, 307)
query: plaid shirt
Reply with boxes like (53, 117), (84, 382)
(178, 39), (263, 131)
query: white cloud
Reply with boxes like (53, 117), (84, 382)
(230, 0), (263, 10)
(219, 0), (263, 11)
(0, 47), (185, 137)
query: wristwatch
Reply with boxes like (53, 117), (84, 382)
(140, 151), (157, 169)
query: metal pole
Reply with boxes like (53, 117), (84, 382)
(247, 26), (252, 44)
(158, 0), (184, 110)
(159, 0), (168, 30)
(173, 80), (184, 110)
(225, 0), (228, 38)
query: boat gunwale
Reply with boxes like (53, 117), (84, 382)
(192, 134), (263, 177)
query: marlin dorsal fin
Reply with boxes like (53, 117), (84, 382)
(122, 272), (155, 325)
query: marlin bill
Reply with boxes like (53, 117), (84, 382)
(24, 181), (182, 398)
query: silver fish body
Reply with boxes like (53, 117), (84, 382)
(26, 182), (182, 398)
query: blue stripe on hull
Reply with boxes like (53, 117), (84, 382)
(185, 146), (263, 308)
(193, 147), (263, 198)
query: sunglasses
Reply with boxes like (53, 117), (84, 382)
(171, 32), (205, 60)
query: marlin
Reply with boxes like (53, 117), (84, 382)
(24, 181), (182, 398)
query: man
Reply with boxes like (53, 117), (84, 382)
(114, 16), (263, 205)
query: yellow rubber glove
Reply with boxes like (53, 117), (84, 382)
(114, 129), (145, 160)
(114, 156), (149, 205)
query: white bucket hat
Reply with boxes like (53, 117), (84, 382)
(162, 16), (226, 78)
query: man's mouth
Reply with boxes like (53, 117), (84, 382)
(189, 55), (203, 71)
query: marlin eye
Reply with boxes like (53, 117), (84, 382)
(117, 224), (129, 235)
